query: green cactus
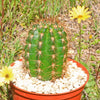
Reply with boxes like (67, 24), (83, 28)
(25, 22), (68, 81)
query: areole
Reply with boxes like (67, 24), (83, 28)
(10, 58), (89, 100)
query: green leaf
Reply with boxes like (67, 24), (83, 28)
(96, 49), (100, 54)
(82, 25), (87, 29)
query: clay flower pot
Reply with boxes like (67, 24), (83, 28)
(10, 59), (89, 100)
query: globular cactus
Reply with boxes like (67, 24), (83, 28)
(25, 22), (68, 81)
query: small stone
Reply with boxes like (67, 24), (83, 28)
(25, 74), (30, 79)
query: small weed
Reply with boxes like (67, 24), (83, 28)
(96, 49), (100, 54)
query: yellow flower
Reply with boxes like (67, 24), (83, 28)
(89, 35), (92, 39)
(1, 66), (14, 84)
(69, 6), (91, 23)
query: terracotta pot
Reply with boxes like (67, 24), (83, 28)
(10, 58), (89, 100)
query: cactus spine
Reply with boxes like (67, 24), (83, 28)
(25, 22), (68, 81)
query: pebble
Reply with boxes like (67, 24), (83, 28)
(11, 59), (87, 94)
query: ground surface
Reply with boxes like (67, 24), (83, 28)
(0, 0), (100, 100)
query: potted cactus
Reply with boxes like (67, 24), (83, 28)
(25, 22), (68, 81)
(10, 21), (89, 100)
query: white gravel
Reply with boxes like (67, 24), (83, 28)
(10, 58), (87, 94)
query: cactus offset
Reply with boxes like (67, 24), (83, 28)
(25, 22), (68, 81)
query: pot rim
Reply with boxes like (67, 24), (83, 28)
(10, 58), (89, 96)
